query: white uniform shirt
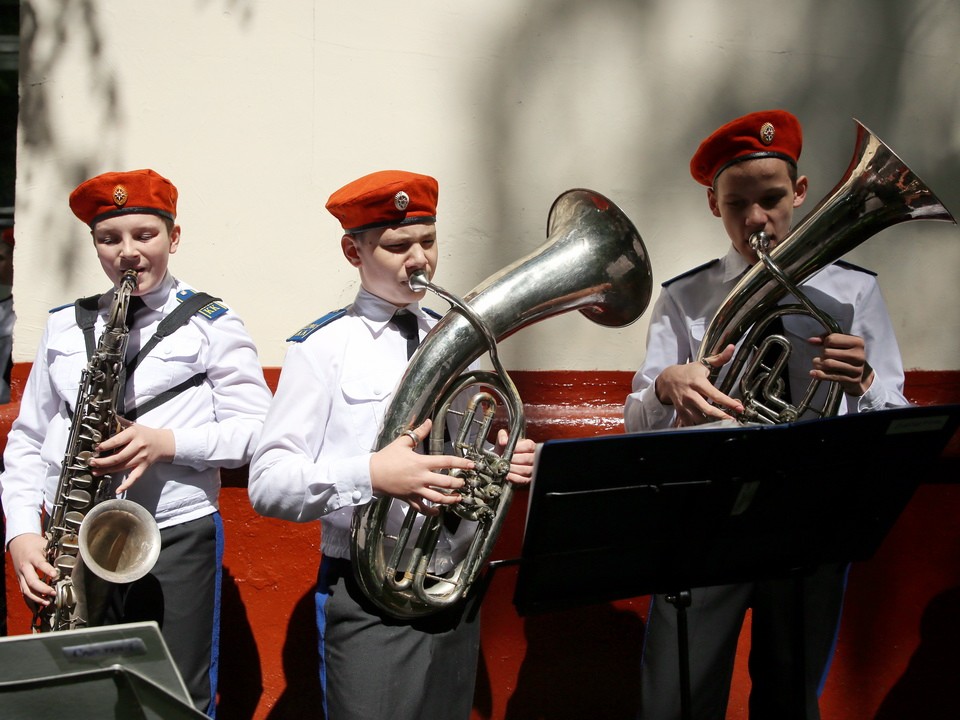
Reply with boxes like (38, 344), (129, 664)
(625, 245), (908, 432)
(248, 287), (477, 569)
(1, 273), (272, 542)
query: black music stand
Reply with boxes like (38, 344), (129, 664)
(0, 621), (205, 719)
(512, 404), (960, 718)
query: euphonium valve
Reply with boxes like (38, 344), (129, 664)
(351, 188), (653, 618)
(698, 119), (955, 423)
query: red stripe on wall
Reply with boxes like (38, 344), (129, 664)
(1, 365), (958, 719)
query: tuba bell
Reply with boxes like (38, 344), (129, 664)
(351, 188), (653, 618)
(697, 119), (956, 424)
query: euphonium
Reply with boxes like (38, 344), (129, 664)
(35, 269), (161, 632)
(351, 188), (653, 618)
(696, 119), (956, 424)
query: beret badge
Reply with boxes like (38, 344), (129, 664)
(112, 185), (128, 207)
(759, 122), (775, 146)
(394, 190), (410, 211)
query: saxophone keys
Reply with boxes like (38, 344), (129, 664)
(59, 533), (80, 554)
(65, 489), (92, 508)
(70, 473), (94, 489)
(64, 510), (86, 531)
(56, 581), (77, 611)
(54, 554), (78, 572)
(78, 428), (103, 444)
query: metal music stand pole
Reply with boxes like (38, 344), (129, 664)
(665, 590), (693, 720)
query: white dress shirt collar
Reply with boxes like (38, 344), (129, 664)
(353, 287), (424, 336)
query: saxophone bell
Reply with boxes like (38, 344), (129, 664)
(78, 498), (162, 584)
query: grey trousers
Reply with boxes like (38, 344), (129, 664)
(104, 513), (223, 717)
(315, 556), (481, 720)
(638, 563), (848, 720)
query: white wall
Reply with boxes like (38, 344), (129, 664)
(12, 0), (960, 371)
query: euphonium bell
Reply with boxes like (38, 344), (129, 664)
(351, 188), (653, 618)
(697, 119), (956, 423)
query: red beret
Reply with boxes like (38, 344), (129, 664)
(69, 169), (178, 227)
(690, 110), (802, 187)
(326, 170), (438, 234)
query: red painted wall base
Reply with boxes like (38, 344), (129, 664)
(2, 367), (958, 719)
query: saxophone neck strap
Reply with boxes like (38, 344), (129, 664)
(74, 294), (102, 360)
(124, 371), (208, 422)
(121, 291), (219, 419)
(73, 290), (220, 419)
(74, 290), (220, 362)
(125, 291), (220, 376)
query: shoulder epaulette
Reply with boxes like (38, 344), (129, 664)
(49, 302), (73, 314)
(176, 289), (228, 320)
(287, 308), (348, 342)
(423, 307), (443, 320)
(833, 259), (877, 276)
(662, 258), (719, 287)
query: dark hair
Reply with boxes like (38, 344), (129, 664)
(712, 157), (799, 191)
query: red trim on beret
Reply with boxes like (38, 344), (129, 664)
(69, 169), (179, 227)
(690, 110), (802, 187)
(326, 170), (438, 234)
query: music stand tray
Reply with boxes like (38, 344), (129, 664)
(0, 621), (205, 719)
(513, 404), (960, 616)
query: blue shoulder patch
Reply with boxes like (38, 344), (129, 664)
(176, 289), (229, 320)
(49, 302), (73, 314)
(287, 308), (348, 342)
(423, 307), (443, 320)
(663, 258), (719, 287)
(834, 259), (877, 276)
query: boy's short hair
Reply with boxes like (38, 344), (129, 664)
(326, 170), (438, 234)
(690, 110), (802, 188)
(69, 169), (178, 227)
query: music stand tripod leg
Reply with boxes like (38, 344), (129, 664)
(665, 590), (693, 720)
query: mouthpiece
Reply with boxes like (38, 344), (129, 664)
(749, 231), (773, 257)
(121, 269), (139, 291)
(408, 270), (430, 292)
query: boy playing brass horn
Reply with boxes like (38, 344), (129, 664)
(625, 110), (909, 718)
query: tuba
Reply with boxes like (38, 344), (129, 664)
(35, 269), (162, 632)
(351, 188), (653, 618)
(697, 119), (955, 424)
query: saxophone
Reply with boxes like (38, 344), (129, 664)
(34, 269), (161, 632)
